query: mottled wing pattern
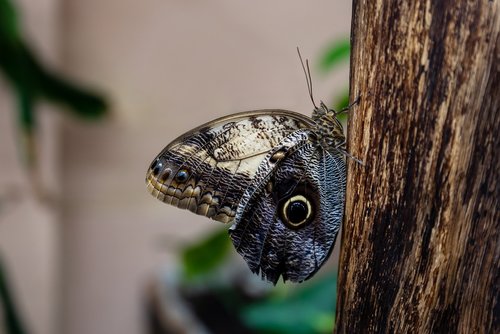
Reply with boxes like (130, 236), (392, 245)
(229, 130), (346, 283)
(146, 110), (314, 224)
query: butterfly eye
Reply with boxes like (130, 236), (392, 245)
(280, 195), (313, 229)
(159, 169), (171, 182)
(150, 159), (162, 176)
(175, 169), (190, 183)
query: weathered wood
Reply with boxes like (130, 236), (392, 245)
(336, 1), (499, 333)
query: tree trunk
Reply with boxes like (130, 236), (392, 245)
(335, 1), (499, 333)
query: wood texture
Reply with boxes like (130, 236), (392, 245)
(336, 1), (499, 333)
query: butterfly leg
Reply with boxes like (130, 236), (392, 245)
(339, 148), (364, 165)
(337, 94), (361, 115)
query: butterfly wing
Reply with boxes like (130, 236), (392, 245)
(229, 130), (346, 283)
(146, 110), (314, 224)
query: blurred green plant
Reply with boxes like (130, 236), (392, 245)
(0, 1), (108, 333)
(318, 39), (350, 74)
(0, 257), (27, 334)
(180, 228), (232, 281)
(318, 38), (351, 118)
(242, 273), (337, 334)
(0, 0), (108, 166)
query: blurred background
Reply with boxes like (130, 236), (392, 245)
(0, 0), (351, 333)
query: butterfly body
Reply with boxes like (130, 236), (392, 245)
(146, 106), (346, 283)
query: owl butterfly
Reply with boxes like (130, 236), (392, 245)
(146, 52), (355, 284)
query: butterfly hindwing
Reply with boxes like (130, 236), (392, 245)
(229, 130), (346, 283)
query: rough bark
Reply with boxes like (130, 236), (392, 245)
(335, 1), (499, 333)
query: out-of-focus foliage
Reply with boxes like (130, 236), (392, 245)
(180, 228), (232, 281)
(318, 38), (350, 74)
(242, 272), (337, 334)
(0, 257), (27, 334)
(0, 1), (108, 333)
(318, 38), (351, 120)
(333, 88), (350, 112)
(0, 0), (108, 165)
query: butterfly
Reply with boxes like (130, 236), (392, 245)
(146, 51), (356, 284)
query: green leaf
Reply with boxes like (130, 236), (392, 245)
(17, 90), (36, 167)
(180, 228), (232, 280)
(318, 39), (350, 73)
(333, 89), (350, 111)
(0, 0), (21, 44)
(0, 0), (108, 169)
(242, 272), (337, 334)
(38, 67), (108, 119)
(0, 257), (28, 334)
(332, 89), (350, 123)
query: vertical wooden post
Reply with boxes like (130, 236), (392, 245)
(336, 1), (499, 333)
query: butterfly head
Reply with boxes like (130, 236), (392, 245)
(297, 48), (346, 153)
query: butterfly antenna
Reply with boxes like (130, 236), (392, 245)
(297, 47), (318, 109)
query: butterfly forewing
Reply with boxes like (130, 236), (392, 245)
(146, 110), (313, 224)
